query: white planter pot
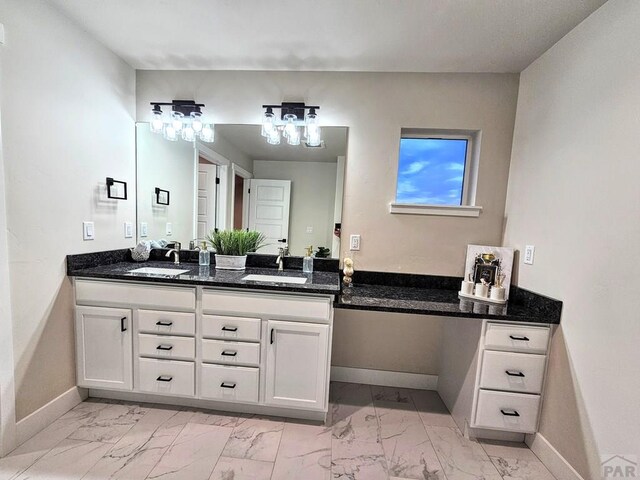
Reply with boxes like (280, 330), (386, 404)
(215, 254), (248, 270)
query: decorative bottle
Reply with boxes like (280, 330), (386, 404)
(303, 245), (314, 273)
(199, 241), (210, 266)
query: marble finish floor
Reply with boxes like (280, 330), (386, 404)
(0, 382), (556, 480)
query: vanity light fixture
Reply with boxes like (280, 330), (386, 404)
(149, 100), (214, 143)
(261, 102), (321, 147)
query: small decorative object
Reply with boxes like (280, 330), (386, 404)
(490, 273), (506, 301)
(130, 241), (151, 262)
(106, 177), (127, 200)
(207, 229), (266, 270)
(155, 187), (170, 205)
(461, 272), (474, 295)
(315, 246), (330, 258)
(475, 279), (489, 298)
(343, 258), (354, 287)
(464, 244), (514, 300)
(199, 241), (210, 266)
(303, 246), (314, 273)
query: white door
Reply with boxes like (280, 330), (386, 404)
(75, 306), (133, 391)
(248, 179), (291, 254)
(197, 163), (218, 240)
(265, 320), (329, 410)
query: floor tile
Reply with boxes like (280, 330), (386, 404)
(13, 438), (112, 480)
(147, 422), (232, 480)
(222, 416), (285, 462)
(490, 456), (556, 480)
(426, 426), (502, 480)
(190, 409), (239, 428)
(67, 403), (148, 443)
(371, 385), (414, 404)
(479, 439), (539, 461)
(209, 457), (274, 480)
(271, 420), (331, 480)
(411, 390), (458, 428)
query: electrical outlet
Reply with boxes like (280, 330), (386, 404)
(350, 234), (361, 251)
(140, 222), (148, 237)
(524, 245), (535, 265)
(124, 222), (133, 238)
(83, 221), (95, 241)
(166, 223), (172, 236)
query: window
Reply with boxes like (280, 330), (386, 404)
(390, 129), (482, 217)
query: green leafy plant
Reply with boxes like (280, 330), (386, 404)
(315, 246), (331, 258)
(206, 230), (267, 256)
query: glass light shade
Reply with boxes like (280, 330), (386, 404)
(306, 129), (322, 146)
(266, 129), (281, 145)
(171, 111), (184, 132)
(163, 123), (178, 141)
(283, 114), (297, 139)
(150, 111), (164, 133)
(181, 125), (195, 142)
(200, 123), (215, 142)
(261, 110), (276, 137)
(190, 112), (203, 133)
(287, 128), (301, 146)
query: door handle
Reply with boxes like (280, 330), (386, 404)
(220, 382), (236, 389)
(500, 409), (520, 417)
(270, 328), (274, 344)
(222, 326), (238, 332)
(156, 375), (173, 382)
(509, 335), (529, 341)
(156, 320), (173, 327)
(156, 345), (173, 351)
(221, 350), (237, 357)
(505, 370), (525, 377)
(120, 317), (127, 332)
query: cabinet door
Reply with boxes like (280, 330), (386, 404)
(75, 306), (133, 390)
(265, 320), (329, 409)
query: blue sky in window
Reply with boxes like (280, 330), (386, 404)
(396, 138), (468, 205)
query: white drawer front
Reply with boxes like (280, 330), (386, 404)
(200, 364), (259, 403)
(138, 310), (196, 336)
(202, 339), (260, 366)
(474, 390), (540, 433)
(202, 290), (331, 322)
(202, 315), (261, 342)
(138, 358), (195, 397)
(484, 323), (550, 354)
(76, 280), (195, 311)
(480, 351), (546, 394)
(139, 334), (195, 361)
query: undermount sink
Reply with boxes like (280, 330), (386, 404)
(242, 274), (307, 285)
(128, 267), (190, 276)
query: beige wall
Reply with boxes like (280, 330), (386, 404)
(502, 0), (639, 477)
(253, 160), (337, 257)
(0, 0), (136, 420)
(136, 70), (519, 374)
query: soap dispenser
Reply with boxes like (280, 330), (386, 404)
(199, 241), (210, 266)
(303, 245), (314, 273)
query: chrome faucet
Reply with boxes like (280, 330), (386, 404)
(166, 247), (181, 265)
(276, 246), (289, 272)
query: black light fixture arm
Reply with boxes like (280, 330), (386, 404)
(262, 102), (320, 120)
(150, 100), (205, 116)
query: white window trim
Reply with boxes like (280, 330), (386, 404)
(391, 128), (482, 217)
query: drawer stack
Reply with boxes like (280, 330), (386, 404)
(473, 322), (550, 433)
(137, 310), (196, 397)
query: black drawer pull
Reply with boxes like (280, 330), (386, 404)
(220, 382), (236, 389)
(500, 409), (520, 417)
(270, 328), (274, 344)
(509, 335), (530, 341)
(156, 345), (173, 351)
(221, 350), (237, 357)
(505, 370), (525, 377)
(222, 326), (238, 332)
(121, 317), (127, 332)
(156, 320), (173, 327)
(156, 375), (173, 382)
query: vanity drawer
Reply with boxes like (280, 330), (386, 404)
(474, 390), (540, 433)
(138, 358), (195, 397)
(139, 334), (195, 361)
(480, 350), (546, 394)
(484, 323), (550, 354)
(138, 310), (196, 336)
(202, 339), (260, 366)
(202, 315), (261, 342)
(200, 364), (259, 403)
(76, 280), (195, 311)
(202, 290), (331, 322)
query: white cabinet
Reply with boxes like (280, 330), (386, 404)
(265, 320), (329, 410)
(75, 305), (133, 390)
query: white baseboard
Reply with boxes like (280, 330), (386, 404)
(330, 366), (438, 390)
(15, 386), (88, 447)
(526, 432), (585, 480)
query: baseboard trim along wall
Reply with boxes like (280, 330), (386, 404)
(330, 366), (438, 390)
(15, 386), (88, 447)
(526, 432), (586, 480)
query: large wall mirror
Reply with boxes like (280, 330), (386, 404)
(136, 124), (347, 257)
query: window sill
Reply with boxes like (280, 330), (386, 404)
(389, 203), (483, 217)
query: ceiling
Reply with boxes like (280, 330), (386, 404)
(48, 0), (606, 73)
(214, 125), (347, 163)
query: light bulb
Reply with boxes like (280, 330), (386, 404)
(163, 123), (178, 141)
(150, 109), (164, 133)
(261, 109), (276, 137)
(182, 125), (195, 142)
(287, 128), (301, 146)
(200, 123), (215, 142)
(266, 129), (281, 145)
(283, 114), (297, 139)
(171, 111), (184, 132)
(190, 111), (203, 133)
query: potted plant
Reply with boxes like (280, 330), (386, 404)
(206, 229), (266, 270)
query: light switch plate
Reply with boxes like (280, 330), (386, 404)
(83, 221), (95, 241)
(524, 245), (535, 265)
(350, 234), (361, 251)
(166, 223), (172, 236)
(124, 222), (133, 238)
(140, 222), (148, 237)
(306, 226), (313, 234)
